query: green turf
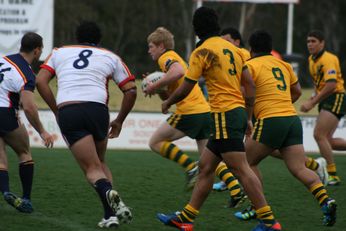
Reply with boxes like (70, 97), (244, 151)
(1, 148), (345, 231)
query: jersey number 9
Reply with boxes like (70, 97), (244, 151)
(272, 67), (287, 91)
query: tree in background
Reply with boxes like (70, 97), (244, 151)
(53, 0), (346, 86)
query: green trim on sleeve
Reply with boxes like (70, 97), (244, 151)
(185, 77), (198, 83)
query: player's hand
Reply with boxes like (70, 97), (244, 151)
(162, 100), (171, 114)
(310, 92), (316, 100)
(245, 120), (253, 138)
(109, 120), (122, 138)
(244, 135), (251, 143)
(300, 100), (314, 113)
(142, 72), (150, 97)
(142, 72), (149, 79)
(40, 131), (54, 148)
(144, 81), (156, 97)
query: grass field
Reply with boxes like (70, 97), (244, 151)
(1, 148), (345, 231)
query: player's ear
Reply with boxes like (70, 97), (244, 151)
(235, 39), (241, 47)
(159, 42), (165, 51)
(33, 46), (41, 56)
(320, 40), (325, 48)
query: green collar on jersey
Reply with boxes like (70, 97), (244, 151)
(311, 49), (325, 62)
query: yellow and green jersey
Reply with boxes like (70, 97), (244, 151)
(245, 54), (297, 119)
(185, 37), (245, 112)
(158, 50), (210, 115)
(309, 51), (345, 93)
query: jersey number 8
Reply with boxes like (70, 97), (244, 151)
(73, 50), (93, 69)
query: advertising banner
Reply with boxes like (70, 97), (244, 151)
(0, 0), (54, 60)
(21, 111), (346, 153)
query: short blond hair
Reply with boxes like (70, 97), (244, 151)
(147, 27), (175, 50)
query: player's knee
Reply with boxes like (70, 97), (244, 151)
(148, 141), (155, 151)
(84, 163), (104, 179)
(148, 140), (160, 152)
(18, 151), (32, 162)
(0, 150), (6, 158)
(0, 162), (7, 169)
(148, 134), (161, 147)
(313, 130), (325, 141)
(198, 161), (215, 176)
(231, 165), (249, 177)
(246, 156), (259, 167)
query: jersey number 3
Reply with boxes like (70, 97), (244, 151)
(73, 50), (93, 69)
(223, 49), (237, 76)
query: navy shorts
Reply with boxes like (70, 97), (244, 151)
(0, 107), (19, 137)
(58, 102), (109, 146)
(206, 138), (245, 158)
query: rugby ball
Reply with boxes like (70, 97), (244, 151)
(141, 71), (165, 92)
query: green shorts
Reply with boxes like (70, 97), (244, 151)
(206, 107), (247, 156)
(318, 92), (346, 120)
(210, 107), (247, 140)
(167, 112), (211, 140)
(252, 115), (302, 149)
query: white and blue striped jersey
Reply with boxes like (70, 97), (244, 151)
(41, 45), (135, 105)
(0, 53), (36, 109)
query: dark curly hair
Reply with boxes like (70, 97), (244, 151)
(76, 21), (102, 45)
(221, 27), (244, 47)
(20, 32), (43, 53)
(193, 7), (220, 39)
(307, 30), (324, 42)
(248, 30), (272, 53)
